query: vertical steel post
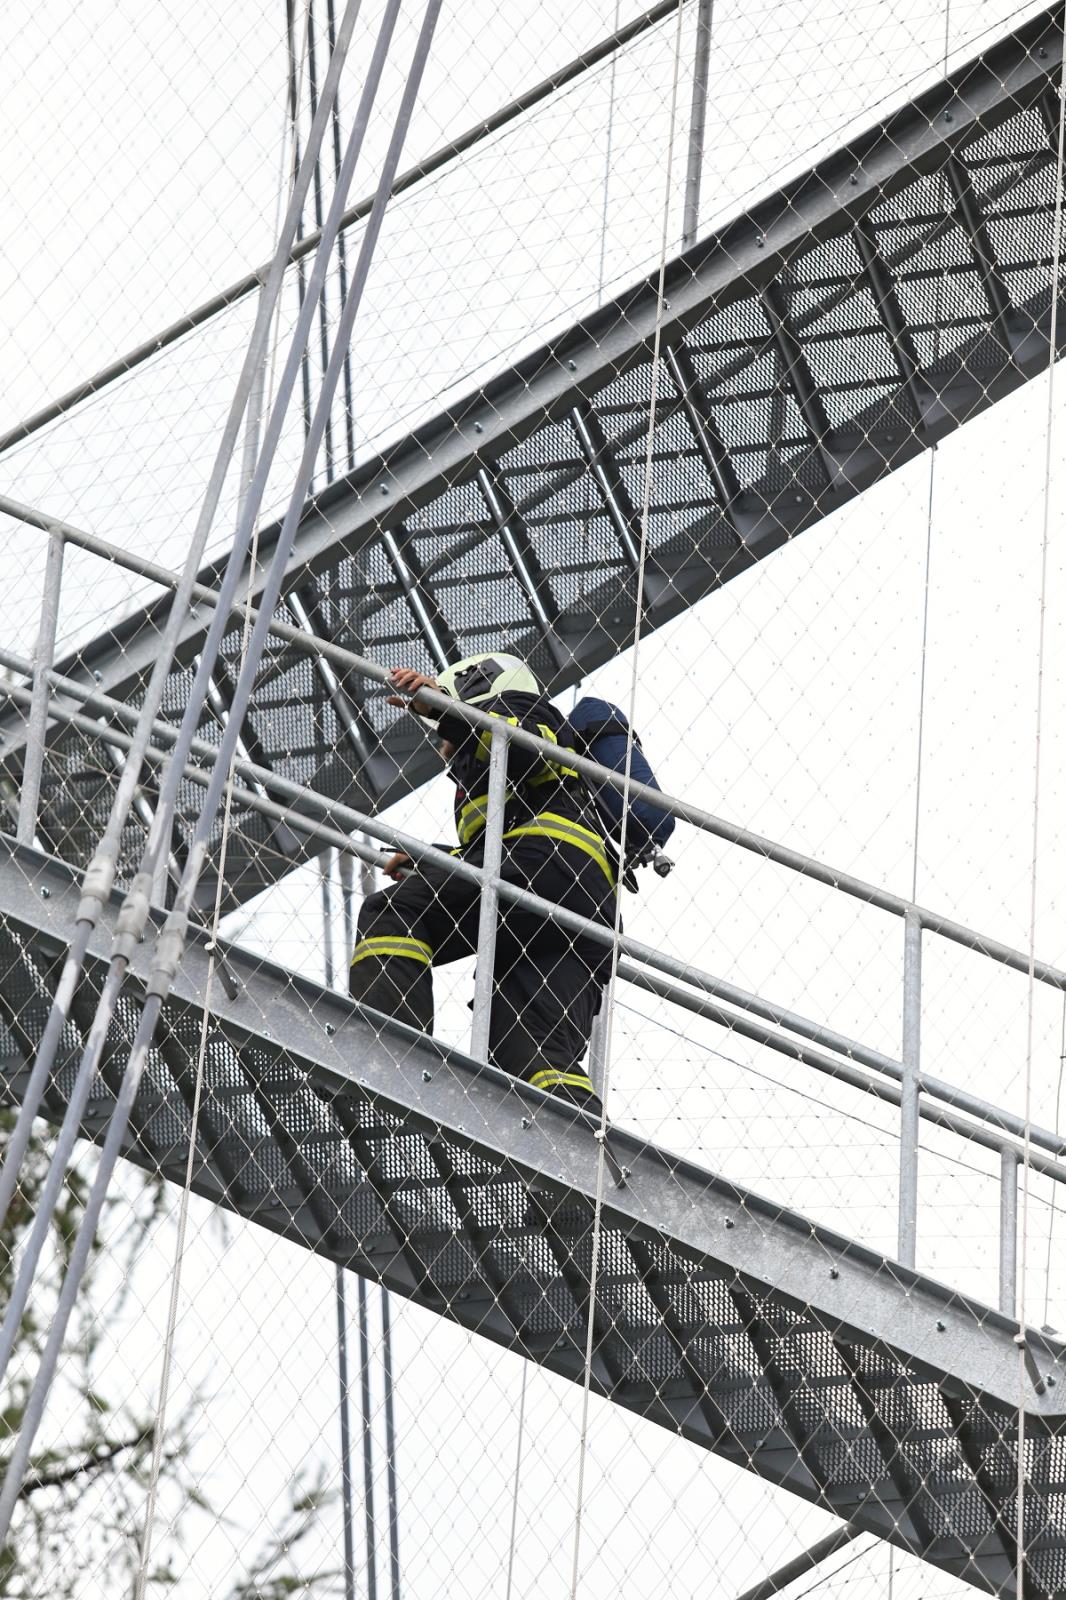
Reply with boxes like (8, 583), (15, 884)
(322, 850), (357, 1600)
(358, 1273), (379, 1600)
(339, 844), (356, 963)
(17, 528), (65, 847)
(898, 908), (922, 1267)
(999, 1146), (1019, 1317)
(335, 1270), (358, 1600)
(321, 850), (336, 988)
(380, 1286), (401, 1600)
(469, 725), (510, 1062)
(681, 0), (715, 250)
(588, 989), (609, 1100)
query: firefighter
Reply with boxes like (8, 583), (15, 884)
(349, 654), (616, 1112)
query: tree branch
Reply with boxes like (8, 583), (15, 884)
(15, 1428), (154, 1498)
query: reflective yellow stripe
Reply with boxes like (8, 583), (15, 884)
(350, 935), (432, 968)
(458, 794), (490, 844)
(530, 1069), (595, 1094)
(502, 811), (615, 885)
(528, 763), (578, 786)
(530, 723), (578, 782)
(475, 712), (518, 760)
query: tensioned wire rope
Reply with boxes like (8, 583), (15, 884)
(0, 0), (445, 1537)
(509, 2), (627, 1580)
(1017, 41), (1066, 1600)
(132, 19), (314, 1583)
(567, 0), (688, 1593)
(0, 0), (368, 1251)
(0, 0), (394, 1414)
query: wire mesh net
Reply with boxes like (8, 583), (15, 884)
(0, 0), (1065, 1597)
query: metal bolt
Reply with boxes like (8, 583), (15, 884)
(521, 1117), (531, 1129)
(829, 1267), (839, 1279)
(325, 1023), (336, 1037)
(936, 1320), (946, 1332)
(1038, 46), (1047, 58)
(724, 1217), (735, 1229)
(943, 110), (953, 122)
(794, 494), (804, 504)
(849, 173), (859, 186)
(379, 484), (389, 496)
(755, 236), (765, 248)
(422, 1070), (432, 1082)
(93, 670), (103, 683)
(1047, 1374), (1057, 1387)
(555, 1338), (567, 1350)
(474, 422), (483, 433)
(567, 360), (577, 371)
(40, 886), (50, 899)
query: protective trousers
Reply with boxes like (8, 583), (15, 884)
(349, 852), (609, 1105)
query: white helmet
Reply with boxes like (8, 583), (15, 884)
(436, 653), (539, 706)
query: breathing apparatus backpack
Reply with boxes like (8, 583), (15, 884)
(559, 697), (675, 886)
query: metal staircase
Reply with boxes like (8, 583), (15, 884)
(1, 4), (1063, 913)
(2, 835), (1064, 1598)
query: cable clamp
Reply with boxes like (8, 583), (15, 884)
(77, 852), (117, 922)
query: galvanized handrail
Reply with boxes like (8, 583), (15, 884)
(3, 497), (1064, 989)
(4, 504), (1064, 1309)
(1, 650), (1057, 1313)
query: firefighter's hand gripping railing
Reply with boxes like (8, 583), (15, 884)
(4, 503), (1066, 1318)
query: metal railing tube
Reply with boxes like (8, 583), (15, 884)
(0, 0), (443, 1537)
(4, 498), (1064, 995)
(999, 1148), (1019, 1315)
(11, 711), (1066, 1208)
(469, 725), (509, 1062)
(0, 0), (368, 1245)
(11, 672), (1066, 1173)
(16, 529), (64, 847)
(613, 962), (1066, 1189)
(898, 910), (922, 1267)
(588, 990), (609, 1100)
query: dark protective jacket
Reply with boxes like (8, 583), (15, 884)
(437, 689), (617, 930)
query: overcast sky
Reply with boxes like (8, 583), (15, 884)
(2, 1), (1064, 1596)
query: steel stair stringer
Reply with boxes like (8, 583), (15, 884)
(2, 5), (1063, 913)
(1, 836), (1064, 1595)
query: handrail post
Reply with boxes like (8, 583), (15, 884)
(682, 0), (715, 250)
(999, 1147), (1018, 1316)
(17, 528), (65, 847)
(470, 723), (510, 1063)
(588, 988), (609, 1100)
(898, 907), (922, 1267)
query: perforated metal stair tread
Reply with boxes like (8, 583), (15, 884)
(0, 836), (1064, 1594)
(1, 8), (1063, 913)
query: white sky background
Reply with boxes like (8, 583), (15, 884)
(1, 0), (1065, 1596)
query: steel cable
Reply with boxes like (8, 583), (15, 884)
(0, 0), (444, 1536)
(1017, 44), (1066, 1600)
(567, 2), (688, 1594)
(0, 0), (366, 1247)
(132, 195), (289, 1588)
(0, 0), (398, 1416)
